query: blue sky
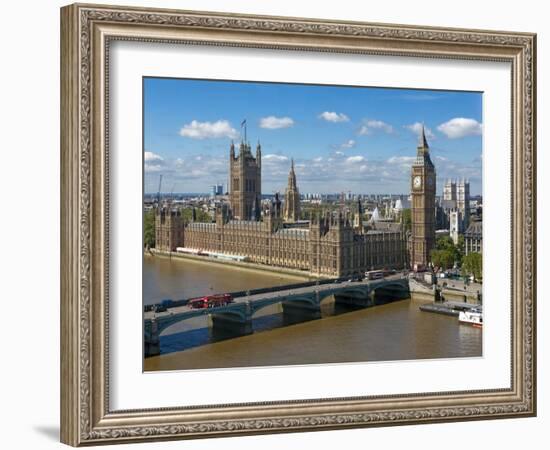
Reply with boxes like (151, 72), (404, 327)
(144, 77), (482, 195)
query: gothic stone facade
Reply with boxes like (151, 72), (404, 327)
(442, 178), (471, 230)
(229, 141), (261, 221)
(155, 208), (185, 251)
(464, 220), (482, 255)
(156, 206), (406, 278)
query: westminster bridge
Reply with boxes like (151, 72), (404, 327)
(144, 275), (410, 356)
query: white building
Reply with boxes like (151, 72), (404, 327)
(449, 209), (462, 245)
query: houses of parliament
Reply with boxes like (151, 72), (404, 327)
(154, 132), (438, 277)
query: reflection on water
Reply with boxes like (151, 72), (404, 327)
(143, 255), (482, 371)
(159, 301), (333, 354)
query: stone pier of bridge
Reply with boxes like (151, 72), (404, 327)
(144, 320), (160, 357)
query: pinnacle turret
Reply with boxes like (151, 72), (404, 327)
(418, 124), (429, 149)
(414, 124), (434, 168)
(283, 158), (300, 222)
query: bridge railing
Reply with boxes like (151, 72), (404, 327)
(143, 277), (355, 312)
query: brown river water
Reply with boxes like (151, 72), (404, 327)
(143, 254), (482, 371)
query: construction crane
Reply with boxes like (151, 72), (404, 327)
(169, 183), (176, 204)
(157, 174), (163, 207)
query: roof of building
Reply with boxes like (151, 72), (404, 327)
(365, 229), (401, 235)
(274, 228), (309, 238)
(464, 220), (482, 238)
(371, 221), (402, 232)
(419, 124), (429, 148)
(226, 219), (262, 227)
(186, 222), (216, 230)
(413, 125), (435, 168)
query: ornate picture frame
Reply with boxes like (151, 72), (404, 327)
(60, 3), (536, 446)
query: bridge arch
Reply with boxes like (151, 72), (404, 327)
(154, 306), (249, 336)
(156, 313), (210, 337)
(368, 280), (410, 301)
(341, 286), (371, 297)
(317, 285), (370, 301)
(250, 294), (319, 317)
(369, 280), (409, 292)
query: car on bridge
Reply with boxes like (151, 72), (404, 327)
(188, 293), (233, 309)
(348, 274), (364, 282)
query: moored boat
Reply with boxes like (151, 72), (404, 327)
(458, 308), (483, 328)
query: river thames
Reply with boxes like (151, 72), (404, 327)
(144, 254), (482, 371)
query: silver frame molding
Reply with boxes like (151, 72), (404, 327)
(60, 3), (536, 446)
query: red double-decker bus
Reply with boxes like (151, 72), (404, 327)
(188, 293), (233, 309)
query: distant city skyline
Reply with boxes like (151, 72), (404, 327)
(144, 78), (482, 195)
(144, 191), (482, 198)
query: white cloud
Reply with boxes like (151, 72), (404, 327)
(339, 139), (356, 150)
(144, 164), (163, 172)
(346, 155), (366, 164)
(260, 154), (291, 180)
(386, 156), (417, 175)
(263, 154), (289, 162)
(404, 122), (436, 141)
(144, 151), (165, 172)
(144, 151), (163, 163)
(358, 120), (394, 135)
(387, 156), (416, 165)
(179, 120), (238, 139)
(259, 116), (294, 129)
(144, 147), (481, 196)
(384, 153), (481, 190)
(437, 117), (482, 139)
(319, 111), (350, 123)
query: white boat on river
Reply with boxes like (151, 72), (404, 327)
(458, 308), (483, 328)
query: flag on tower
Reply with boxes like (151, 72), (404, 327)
(241, 119), (247, 143)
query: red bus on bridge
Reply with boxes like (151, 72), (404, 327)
(188, 293), (233, 309)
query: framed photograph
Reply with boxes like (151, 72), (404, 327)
(60, 3), (536, 446)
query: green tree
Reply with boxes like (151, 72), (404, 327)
(143, 209), (155, 249)
(456, 234), (465, 257)
(431, 249), (455, 270)
(434, 235), (462, 267)
(182, 207), (212, 223)
(462, 252), (482, 281)
(436, 235), (454, 251)
(401, 208), (412, 232)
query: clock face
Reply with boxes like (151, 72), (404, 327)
(413, 176), (422, 189)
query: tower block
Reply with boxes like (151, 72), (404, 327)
(410, 126), (436, 269)
(229, 137), (262, 220)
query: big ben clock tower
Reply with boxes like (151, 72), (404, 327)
(410, 126), (436, 269)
